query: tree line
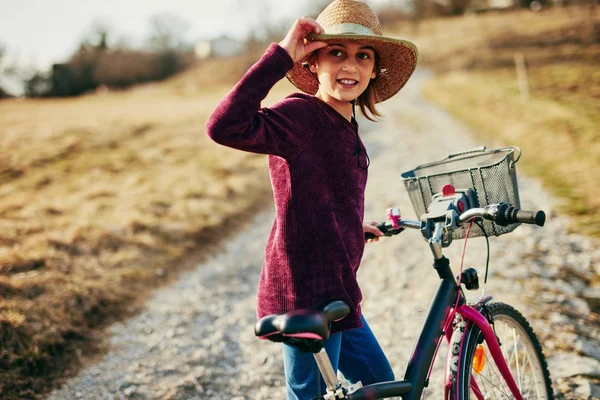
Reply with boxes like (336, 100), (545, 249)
(0, 13), (195, 98)
(0, 0), (558, 99)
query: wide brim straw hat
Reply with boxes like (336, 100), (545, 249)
(286, 0), (418, 103)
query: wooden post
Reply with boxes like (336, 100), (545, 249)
(514, 52), (530, 102)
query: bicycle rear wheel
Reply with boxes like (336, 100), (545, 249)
(452, 302), (553, 399)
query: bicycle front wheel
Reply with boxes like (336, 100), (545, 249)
(453, 302), (553, 399)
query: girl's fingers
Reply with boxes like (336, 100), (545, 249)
(280, 17), (325, 62)
(305, 41), (327, 54)
(364, 222), (384, 237)
(295, 17), (323, 37)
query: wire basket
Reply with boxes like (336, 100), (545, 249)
(401, 146), (521, 239)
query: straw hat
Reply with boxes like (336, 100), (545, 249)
(286, 0), (418, 103)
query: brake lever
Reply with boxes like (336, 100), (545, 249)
(364, 222), (405, 241)
(365, 207), (405, 241)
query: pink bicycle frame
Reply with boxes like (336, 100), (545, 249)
(441, 303), (524, 400)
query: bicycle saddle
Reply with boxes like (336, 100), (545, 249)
(254, 300), (350, 342)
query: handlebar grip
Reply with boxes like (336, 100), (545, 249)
(365, 222), (402, 241)
(516, 209), (546, 226)
(364, 232), (378, 241)
(492, 203), (546, 227)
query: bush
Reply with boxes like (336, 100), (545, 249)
(0, 86), (11, 99)
(26, 45), (192, 97)
(92, 49), (182, 88)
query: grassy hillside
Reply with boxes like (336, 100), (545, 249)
(0, 58), (290, 398)
(389, 5), (600, 235)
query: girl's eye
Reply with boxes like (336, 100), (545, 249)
(358, 53), (372, 60)
(329, 49), (344, 57)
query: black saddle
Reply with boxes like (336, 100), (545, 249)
(254, 300), (350, 353)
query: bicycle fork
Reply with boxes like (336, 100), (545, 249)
(454, 305), (525, 400)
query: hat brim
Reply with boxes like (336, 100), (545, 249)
(286, 33), (418, 103)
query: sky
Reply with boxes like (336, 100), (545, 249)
(0, 0), (393, 72)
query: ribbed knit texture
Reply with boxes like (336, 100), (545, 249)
(206, 43), (369, 333)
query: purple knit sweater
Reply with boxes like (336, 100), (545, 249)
(206, 43), (369, 333)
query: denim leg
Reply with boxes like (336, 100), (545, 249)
(282, 334), (342, 400)
(338, 315), (395, 386)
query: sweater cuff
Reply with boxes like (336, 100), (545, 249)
(264, 43), (295, 73)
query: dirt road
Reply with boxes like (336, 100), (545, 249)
(48, 70), (600, 400)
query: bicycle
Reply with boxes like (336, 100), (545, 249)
(255, 146), (554, 399)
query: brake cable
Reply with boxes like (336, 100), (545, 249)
(454, 220), (474, 312)
(474, 220), (491, 286)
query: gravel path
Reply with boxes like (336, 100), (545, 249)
(48, 70), (600, 400)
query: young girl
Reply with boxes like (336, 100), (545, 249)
(206, 0), (417, 398)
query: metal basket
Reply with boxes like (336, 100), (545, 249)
(401, 146), (521, 239)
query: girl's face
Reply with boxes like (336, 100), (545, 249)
(310, 42), (377, 110)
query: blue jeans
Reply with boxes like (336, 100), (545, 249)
(282, 315), (394, 400)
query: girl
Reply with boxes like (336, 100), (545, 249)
(206, 0), (417, 398)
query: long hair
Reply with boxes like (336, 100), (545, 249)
(357, 82), (381, 122)
(357, 52), (381, 122)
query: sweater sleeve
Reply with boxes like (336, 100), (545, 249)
(205, 44), (314, 159)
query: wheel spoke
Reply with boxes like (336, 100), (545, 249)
(475, 322), (543, 399)
(477, 373), (513, 398)
(457, 304), (552, 400)
(520, 352), (531, 393)
(513, 329), (522, 393)
(483, 344), (508, 395)
(470, 374), (486, 400)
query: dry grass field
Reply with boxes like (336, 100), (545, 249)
(0, 56), (292, 397)
(0, 4), (598, 398)
(389, 5), (600, 235)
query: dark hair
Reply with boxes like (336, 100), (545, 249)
(357, 52), (381, 122)
(357, 81), (381, 121)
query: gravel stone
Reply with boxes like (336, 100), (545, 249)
(548, 353), (600, 379)
(577, 339), (600, 361)
(572, 377), (600, 399)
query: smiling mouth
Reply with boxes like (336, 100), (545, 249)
(337, 79), (358, 87)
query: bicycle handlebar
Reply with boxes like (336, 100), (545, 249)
(364, 220), (417, 241)
(483, 202), (545, 227)
(365, 203), (545, 241)
(460, 203), (545, 227)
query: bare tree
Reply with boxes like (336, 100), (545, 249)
(84, 20), (113, 50)
(0, 42), (10, 75)
(147, 12), (190, 52)
(0, 43), (9, 98)
(0, 43), (34, 97)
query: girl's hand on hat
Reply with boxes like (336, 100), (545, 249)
(279, 17), (327, 63)
(364, 221), (383, 243)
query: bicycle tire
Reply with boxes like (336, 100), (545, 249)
(451, 302), (553, 399)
